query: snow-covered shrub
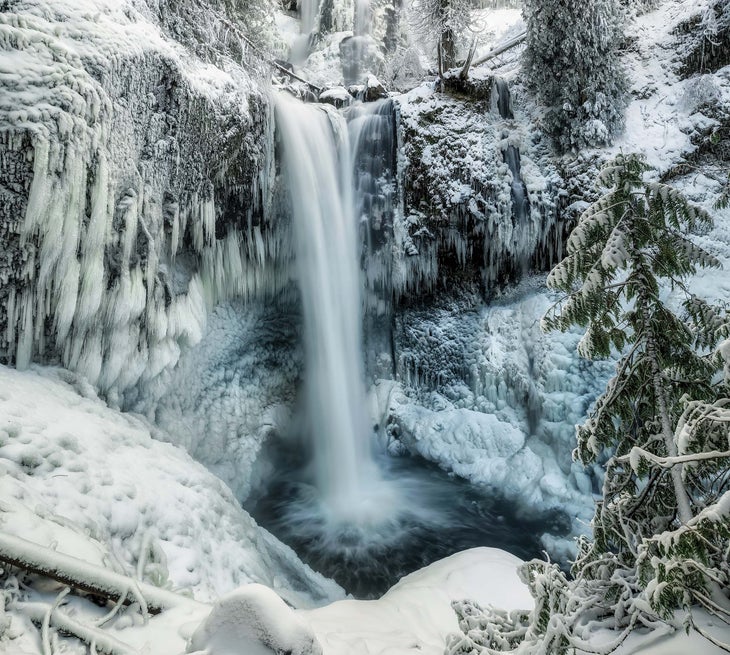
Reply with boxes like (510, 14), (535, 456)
(381, 45), (424, 91)
(521, 0), (629, 152)
(679, 74), (722, 113)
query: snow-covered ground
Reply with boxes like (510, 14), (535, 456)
(0, 365), (340, 608)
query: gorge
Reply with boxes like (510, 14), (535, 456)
(1, 0), (729, 652)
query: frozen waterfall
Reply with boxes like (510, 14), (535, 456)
(274, 93), (386, 524)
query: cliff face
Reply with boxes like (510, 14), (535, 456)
(0, 0), (282, 402)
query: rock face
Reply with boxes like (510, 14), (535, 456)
(0, 0), (284, 401)
(391, 79), (561, 302)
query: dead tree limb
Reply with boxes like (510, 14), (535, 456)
(0, 533), (197, 615)
(469, 32), (526, 69)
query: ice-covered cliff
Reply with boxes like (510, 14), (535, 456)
(0, 0), (289, 403)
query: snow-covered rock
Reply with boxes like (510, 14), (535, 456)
(188, 584), (322, 655)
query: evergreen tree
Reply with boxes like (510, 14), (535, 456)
(447, 154), (730, 654)
(543, 152), (730, 624)
(522, 0), (629, 152)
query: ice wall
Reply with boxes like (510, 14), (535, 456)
(0, 0), (287, 401)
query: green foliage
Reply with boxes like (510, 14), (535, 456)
(715, 174), (730, 210)
(548, 152), (730, 639)
(543, 154), (718, 453)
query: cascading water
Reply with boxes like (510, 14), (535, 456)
(248, 93), (568, 598)
(290, 0), (319, 64)
(274, 92), (385, 524)
(347, 99), (398, 376)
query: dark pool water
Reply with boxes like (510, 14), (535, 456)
(246, 445), (571, 599)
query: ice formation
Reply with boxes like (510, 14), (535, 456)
(0, 0), (282, 402)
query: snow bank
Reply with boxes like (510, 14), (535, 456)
(304, 547), (531, 655)
(0, 364), (342, 607)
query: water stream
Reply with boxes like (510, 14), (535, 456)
(274, 93), (387, 525)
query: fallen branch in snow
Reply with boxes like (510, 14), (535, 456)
(452, 31), (526, 72)
(16, 601), (140, 655)
(0, 533), (195, 615)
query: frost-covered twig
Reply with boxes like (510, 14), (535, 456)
(621, 447), (730, 470)
(16, 601), (140, 655)
(42, 587), (70, 655)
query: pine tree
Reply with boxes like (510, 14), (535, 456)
(522, 0), (629, 152)
(543, 152), (730, 639)
(446, 155), (730, 654)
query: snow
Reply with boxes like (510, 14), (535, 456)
(610, 0), (726, 170)
(384, 281), (613, 555)
(0, 356), (525, 654)
(188, 584), (322, 655)
(0, 364), (342, 608)
(303, 548), (531, 655)
(2, 525), (529, 655)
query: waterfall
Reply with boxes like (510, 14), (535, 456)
(274, 92), (383, 524)
(290, 0), (320, 64)
(301, 0), (320, 33)
(251, 93), (560, 598)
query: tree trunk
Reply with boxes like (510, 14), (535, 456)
(440, 28), (456, 69)
(649, 350), (693, 524)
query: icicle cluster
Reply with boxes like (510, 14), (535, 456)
(394, 83), (559, 300)
(0, 1), (284, 399)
